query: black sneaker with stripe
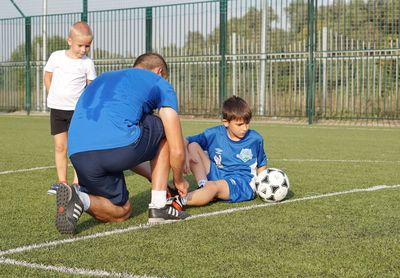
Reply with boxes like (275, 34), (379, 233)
(48, 182), (65, 195)
(148, 205), (190, 224)
(55, 184), (84, 234)
(48, 182), (80, 196)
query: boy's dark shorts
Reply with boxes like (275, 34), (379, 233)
(50, 109), (74, 135)
(70, 114), (165, 206)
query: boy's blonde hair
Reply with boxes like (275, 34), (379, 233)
(69, 21), (93, 38)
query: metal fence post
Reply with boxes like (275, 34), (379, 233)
(307, 0), (315, 124)
(146, 7), (153, 52)
(25, 16), (32, 115)
(81, 0), (88, 22)
(219, 0), (227, 106)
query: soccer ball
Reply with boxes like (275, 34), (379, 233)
(256, 168), (290, 202)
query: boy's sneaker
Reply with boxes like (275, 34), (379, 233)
(166, 195), (186, 211)
(166, 185), (186, 211)
(55, 184), (84, 234)
(148, 205), (190, 224)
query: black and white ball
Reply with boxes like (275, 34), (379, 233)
(256, 168), (290, 202)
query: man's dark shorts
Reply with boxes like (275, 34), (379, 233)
(50, 109), (74, 135)
(70, 114), (165, 206)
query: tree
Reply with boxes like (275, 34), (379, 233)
(285, 0), (308, 35)
(6, 35), (67, 90)
(185, 31), (206, 55)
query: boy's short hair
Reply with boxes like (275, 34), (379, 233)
(69, 21), (93, 38)
(222, 96), (252, 123)
(133, 52), (169, 78)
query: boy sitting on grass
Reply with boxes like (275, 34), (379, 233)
(172, 96), (268, 207)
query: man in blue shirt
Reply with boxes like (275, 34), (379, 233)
(55, 53), (189, 234)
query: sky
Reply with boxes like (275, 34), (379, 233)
(0, 0), (288, 61)
(0, 0), (199, 19)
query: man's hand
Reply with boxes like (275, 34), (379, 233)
(174, 178), (189, 196)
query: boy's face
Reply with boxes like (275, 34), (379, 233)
(67, 34), (93, 59)
(223, 118), (250, 141)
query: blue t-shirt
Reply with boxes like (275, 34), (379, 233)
(68, 68), (178, 155)
(187, 125), (268, 181)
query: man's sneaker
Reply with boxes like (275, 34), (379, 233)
(55, 184), (84, 234)
(166, 195), (185, 211)
(71, 183), (81, 192)
(48, 182), (65, 195)
(148, 205), (190, 224)
(48, 183), (80, 196)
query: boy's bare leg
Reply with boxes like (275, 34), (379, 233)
(187, 142), (210, 182)
(53, 132), (69, 183)
(186, 180), (230, 206)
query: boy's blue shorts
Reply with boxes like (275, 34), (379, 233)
(207, 163), (256, 203)
(70, 114), (164, 206)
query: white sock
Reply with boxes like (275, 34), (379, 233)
(180, 195), (188, 206)
(149, 190), (167, 208)
(198, 179), (207, 188)
(75, 188), (90, 211)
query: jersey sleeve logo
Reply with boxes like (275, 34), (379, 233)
(214, 148), (223, 169)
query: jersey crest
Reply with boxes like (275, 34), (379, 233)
(236, 148), (253, 162)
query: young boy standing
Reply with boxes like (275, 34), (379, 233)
(44, 21), (96, 194)
(176, 96), (268, 207)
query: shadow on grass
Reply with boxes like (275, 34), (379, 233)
(286, 189), (295, 200)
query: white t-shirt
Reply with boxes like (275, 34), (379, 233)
(45, 50), (96, 110)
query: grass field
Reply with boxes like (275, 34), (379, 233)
(1, 115), (399, 277)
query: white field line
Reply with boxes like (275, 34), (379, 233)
(273, 125), (400, 132)
(2, 158), (399, 175)
(275, 158), (400, 163)
(0, 257), (156, 278)
(0, 184), (399, 277)
(0, 165), (56, 175)
(1, 184), (399, 258)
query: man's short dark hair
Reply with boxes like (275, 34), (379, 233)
(133, 52), (169, 78)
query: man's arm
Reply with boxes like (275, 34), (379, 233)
(158, 107), (188, 195)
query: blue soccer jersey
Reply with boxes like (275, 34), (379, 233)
(68, 68), (178, 156)
(187, 125), (268, 195)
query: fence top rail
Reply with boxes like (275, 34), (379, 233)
(0, 0), (221, 21)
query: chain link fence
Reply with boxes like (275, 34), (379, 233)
(1, 0), (399, 121)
